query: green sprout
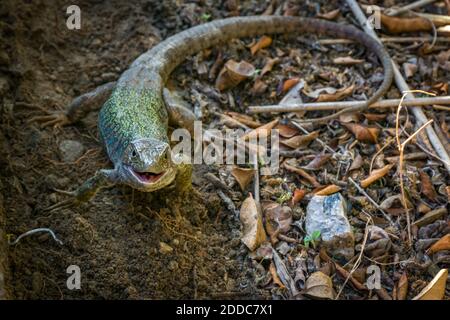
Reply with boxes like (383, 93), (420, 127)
(276, 191), (292, 204)
(201, 13), (211, 21)
(304, 230), (321, 249)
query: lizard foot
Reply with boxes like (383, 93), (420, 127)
(29, 112), (70, 128)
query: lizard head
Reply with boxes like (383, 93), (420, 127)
(120, 138), (176, 191)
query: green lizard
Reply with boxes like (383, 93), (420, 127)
(33, 16), (393, 211)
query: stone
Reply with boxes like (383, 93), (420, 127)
(305, 193), (354, 260)
(59, 140), (84, 163)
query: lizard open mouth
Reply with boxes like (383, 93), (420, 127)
(133, 170), (166, 184)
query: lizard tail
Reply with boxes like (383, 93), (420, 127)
(128, 16), (393, 121)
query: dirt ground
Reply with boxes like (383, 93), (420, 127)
(0, 0), (448, 300)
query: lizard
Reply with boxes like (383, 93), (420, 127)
(34, 16), (393, 211)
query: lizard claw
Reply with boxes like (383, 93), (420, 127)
(29, 112), (70, 128)
(43, 198), (78, 213)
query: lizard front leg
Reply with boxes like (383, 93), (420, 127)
(44, 169), (118, 212)
(30, 81), (116, 128)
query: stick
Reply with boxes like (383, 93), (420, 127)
(348, 178), (395, 227)
(346, 0), (450, 175)
(318, 37), (450, 45)
(248, 96), (450, 114)
(9, 228), (63, 246)
(385, 0), (438, 16)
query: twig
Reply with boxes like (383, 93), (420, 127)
(9, 228), (63, 246)
(348, 178), (395, 227)
(248, 96), (450, 114)
(346, 0), (450, 175)
(385, 0), (438, 16)
(395, 90), (435, 246)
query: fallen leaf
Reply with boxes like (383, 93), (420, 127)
(363, 113), (387, 121)
(419, 170), (437, 201)
(332, 57), (364, 65)
(240, 194), (266, 251)
(242, 119), (279, 140)
(317, 8), (340, 20)
(261, 57), (280, 76)
(231, 166), (255, 191)
(302, 153), (331, 170)
(360, 164), (393, 188)
(397, 273), (408, 300)
(349, 153), (363, 171)
(269, 262), (286, 288)
(263, 202), (293, 236)
(284, 162), (321, 187)
(291, 189), (306, 206)
(250, 78), (268, 95)
(272, 249), (299, 296)
(339, 112), (360, 123)
(250, 35), (272, 55)
(427, 234), (450, 254)
(304, 271), (335, 300)
(412, 269), (448, 300)
(403, 62), (417, 78)
(314, 184), (341, 196)
(317, 84), (355, 102)
(225, 112), (261, 128)
(342, 122), (380, 144)
(275, 123), (299, 138)
(280, 77), (300, 94)
(380, 14), (432, 33)
(413, 207), (447, 227)
(215, 59), (255, 91)
(280, 131), (319, 149)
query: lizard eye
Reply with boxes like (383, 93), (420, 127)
(131, 150), (137, 158)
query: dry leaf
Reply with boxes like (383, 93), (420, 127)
(291, 189), (306, 206)
(272, 249), (299, 296)
(342, 122), (380, 144)
(231, 167), (255, 191)
(275, 123), (299, 138)
(413, 207), (447, 227)
(269, 262), (286, 288)
(303, 153), (331, 170)
(349, 153), (363, 171)
(284, 162), (321, 187)
(240, 194), (266, 251)
(317, 8), (340, 20)
(397, 273), (408, 300)
(304, 271), (335, 300)
(380, 14), (432, 34)
(225, 112), (261, 128)
(339, 112), (360, 123)
(419, 170), (437, 201)
(314, 184), (341, 196)
(215, 59), (255, 91)
(360, 164), (393, 188)
(280, 131), (319, 149)
(317, 84), (355, 102)
(261, 57), (279, 76)
(403, 62), (417, 78)
(332, 57), (364, 65)
(363, 113), (387, 121)
(263, 202), (293, 236)
(412, 269), (448, 300)
(242, 119), (279, 140)
(250, 35), (272, 55)
(281, 77), (300, 94)
(250, 78), (268, 95)
(427, 234), (450, 254)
